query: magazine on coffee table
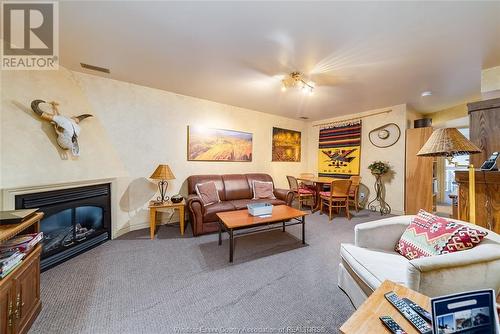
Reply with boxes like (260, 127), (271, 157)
(431, 289), (499, 334)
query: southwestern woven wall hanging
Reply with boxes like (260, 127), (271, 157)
(318, 120), (362, 177)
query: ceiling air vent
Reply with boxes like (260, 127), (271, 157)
(80, 63), (110, 74)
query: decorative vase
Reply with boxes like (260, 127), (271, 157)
(367, 173), (391, 215)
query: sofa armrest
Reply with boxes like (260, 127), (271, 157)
(187, 194), (204, 236)
(407, 242), (500, 297)
(274, 188), (294, 206)
(355, 215), (412, 251)
(187, 194), (204, 214)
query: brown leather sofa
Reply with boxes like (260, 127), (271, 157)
(187, 173), (294, 236)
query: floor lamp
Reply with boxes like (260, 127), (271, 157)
(416, 128), (481, 224)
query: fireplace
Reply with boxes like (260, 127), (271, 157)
(15, 183), (111, 271)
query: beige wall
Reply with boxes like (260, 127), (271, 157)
(306, 104), (408, 214)
(406, 108), (424, 129)
(1, 67), (418, 235)
(1, 68), (308, 236)
(424, 103), (469, 128)
(481, 65), (500, 93)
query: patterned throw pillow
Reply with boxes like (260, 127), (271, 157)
(395, 210), (487, 260)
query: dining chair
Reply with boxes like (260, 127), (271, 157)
(286, 175), (315, 210)
(348, 175), (362, 212)
(319, 179), (352, 221)
(298, 173), (316, 191)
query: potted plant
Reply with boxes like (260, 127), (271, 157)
(367, 161), (391, 215)
(368, 161), (390, 176)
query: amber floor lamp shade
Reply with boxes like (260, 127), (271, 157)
(150, 164), (175, 202)
(417, 128), (481, 223)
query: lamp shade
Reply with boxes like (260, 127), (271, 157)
(150, 164), (175, 180)
(417, 128), (481, 157)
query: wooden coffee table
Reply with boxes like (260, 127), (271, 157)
(216, 205), (307, 262)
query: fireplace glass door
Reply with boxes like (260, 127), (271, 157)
(42, 205), (105, 259)
(15, 183), (111, 270)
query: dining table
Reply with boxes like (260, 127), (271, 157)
(296, 176), (339, 213)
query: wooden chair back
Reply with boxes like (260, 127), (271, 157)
(349, 175), (361, 186)
(330, 179), (352, 197)
(286, 175), (299, 192)
(349, 176), (361, 194)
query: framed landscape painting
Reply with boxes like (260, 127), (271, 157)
(187, 126), (253, 161)
(272, 127), (301, 162)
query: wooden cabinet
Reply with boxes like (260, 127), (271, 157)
(0, 213), (43, 334)
(13, 246), (41, 334)
(0, 281), (14, 334)
(0, 247), (41, 334)
(468, 98), (500, 167)
(455, 170), (500, 233)
(405, 127), (437, 214)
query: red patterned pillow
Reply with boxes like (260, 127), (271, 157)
(395, 210), (487, 260)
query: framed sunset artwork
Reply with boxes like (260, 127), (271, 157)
(187, 126), (253, 162)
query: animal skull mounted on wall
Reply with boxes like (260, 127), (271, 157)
(31, 99), (93, 156)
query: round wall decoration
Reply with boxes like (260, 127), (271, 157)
(368, 123), (401, 148)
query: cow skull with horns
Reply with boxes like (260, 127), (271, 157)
(31, 99), (93, 156)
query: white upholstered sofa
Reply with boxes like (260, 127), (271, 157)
(338, 215), (500, 308)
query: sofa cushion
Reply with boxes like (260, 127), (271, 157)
(202, 202), (236, 222)
(252, 181), (276, 199)
(230, 198), (286, 210)
(395, 210), (488, 260)
(195, 181), (221, 206)
(340, 243), (409, 291)
(222, 174), (252, 200)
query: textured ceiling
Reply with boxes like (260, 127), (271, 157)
(59, 1), (500, 120)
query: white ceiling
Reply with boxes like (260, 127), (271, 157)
(60, 1), (500, 121)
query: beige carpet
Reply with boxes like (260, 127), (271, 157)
(29, 210), (388, 334)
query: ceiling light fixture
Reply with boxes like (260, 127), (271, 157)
(421, 91), (432, 97)
(281, 72), (314, 95)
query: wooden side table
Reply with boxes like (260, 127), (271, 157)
(340, 280), (430, 334)
(148, 199), (186, 239)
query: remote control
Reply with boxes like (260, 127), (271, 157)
(402, 297), (432, 323)
(380, 316), (408, 334)
(384, 291), (432, 334)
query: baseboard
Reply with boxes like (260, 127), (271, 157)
(114, 223), (146, 238)
(114, 220), (182, 239)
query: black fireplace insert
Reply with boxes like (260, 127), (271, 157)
(15, 183), (111, 271)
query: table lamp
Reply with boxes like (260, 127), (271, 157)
(150, 164), (175, 202)
(416, 128), (481, 224)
